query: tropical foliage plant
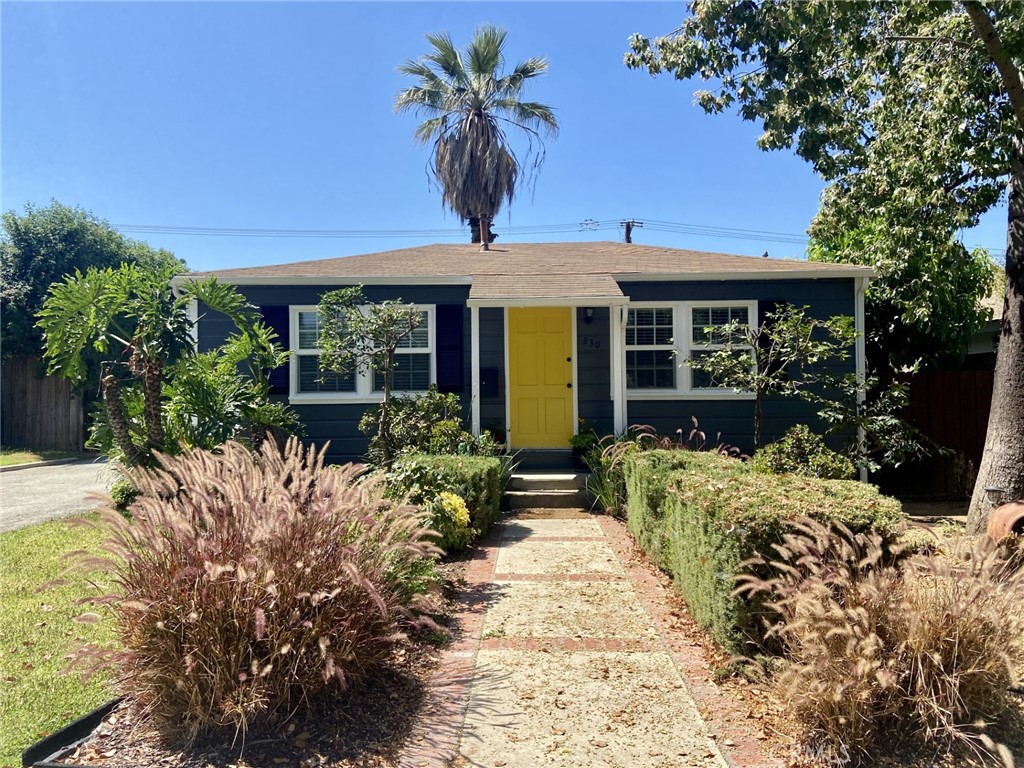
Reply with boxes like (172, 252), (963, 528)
(395, 25), (558, 247)
(38, 262), (296, 466)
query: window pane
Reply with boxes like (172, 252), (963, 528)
(691, 305), (749, 344)
(397, 312), (430, 349)
(626, 349), (675, 389)
(731, 307), (749, 325)
(298, 355), (355, 393)
(374, 353), (430, 391)
(690, 350), (752, 390)
(297, 312), (321, 350)
(627, 307), (673, 347)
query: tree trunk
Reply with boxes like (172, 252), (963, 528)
(378, 352), (394, 467)
(967, 154), (1024, 533)
(479, 214), (490, 251)
(142, 359), (165, 451)
(102, 371), (147, 467)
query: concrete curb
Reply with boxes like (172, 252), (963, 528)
(0, 456), (105, 474)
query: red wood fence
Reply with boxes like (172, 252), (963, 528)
(874, 369), (993, 498)
(1, 356), (84, 451)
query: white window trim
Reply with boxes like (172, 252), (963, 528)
(288, 304), (436, 404)
(625, 300), (758, 401)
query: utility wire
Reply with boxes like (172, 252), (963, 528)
(114, 218), (1005, 256)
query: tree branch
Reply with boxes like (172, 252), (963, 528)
(962, 1), (1024, 133)
(885, 35), (975, 51)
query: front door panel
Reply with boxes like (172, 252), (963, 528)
(508, 307), (574, 448)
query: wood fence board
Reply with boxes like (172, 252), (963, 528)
(1, 357), (84, 451)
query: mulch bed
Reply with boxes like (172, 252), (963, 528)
(49, 558), (470, 768)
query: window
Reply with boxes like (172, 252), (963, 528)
(290, 305), (435, 401)
(294, 310), (356, 394)
(688, 305), (754, 390)
(626, 307), (676, 389)
(622, 301), (757, 399)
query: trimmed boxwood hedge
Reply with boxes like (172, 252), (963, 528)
(388, 454), (502, 536)
(622, 449), (905, 653)
(624, 450), (747, 569)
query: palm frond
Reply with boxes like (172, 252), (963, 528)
(491, 99), (559, 136)
(466, 25), (506, 79)
(423, 32), (468, 88)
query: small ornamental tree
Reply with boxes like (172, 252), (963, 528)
(317, 286), (424, 466)
(688, 305), (856, 449)
(688, 305), (923, 470)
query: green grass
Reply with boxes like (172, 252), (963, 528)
(0, 515), (118, 767)
(0, 448), (88, 468)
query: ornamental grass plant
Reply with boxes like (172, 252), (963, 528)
(76, 439), (440, 743)
(738, 519), (1024, 764)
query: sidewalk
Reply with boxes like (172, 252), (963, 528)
(400, 509), (783, 768)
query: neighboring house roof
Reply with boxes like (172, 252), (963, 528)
(182, 242), (873, 285)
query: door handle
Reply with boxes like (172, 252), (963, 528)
(566, 383), (572, 389)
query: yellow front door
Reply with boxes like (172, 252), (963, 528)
(508, 307), (574, 449)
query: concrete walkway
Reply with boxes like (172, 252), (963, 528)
(0, 459), (115, 533)
(401, 509), (782, 768)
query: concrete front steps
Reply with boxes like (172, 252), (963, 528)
(505, 471), (591, 510)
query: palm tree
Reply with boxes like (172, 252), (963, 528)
(395, 25), (558, 250)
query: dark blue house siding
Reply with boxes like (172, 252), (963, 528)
(620, 278), (856, 453)
(576, 307), (613, 435)
(195, 276), (857, 462)
(478, 307), (505, 437)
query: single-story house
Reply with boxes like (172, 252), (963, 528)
(185, 242), (872, 463)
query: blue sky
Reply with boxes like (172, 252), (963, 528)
(2, 1), (1008, 273)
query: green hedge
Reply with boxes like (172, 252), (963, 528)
(388, 454), (502, 537)
(624, 450), (747, 569)
(622, 450), (905, 653)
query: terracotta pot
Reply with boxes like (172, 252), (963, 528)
(987, 501), (1024, 540)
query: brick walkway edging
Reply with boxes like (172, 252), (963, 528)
(596, 515), (784, 768)
(397, 513), (784, 768)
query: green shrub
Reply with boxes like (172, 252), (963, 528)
(388, 454), (502, 537)
(84, 439), (440, 742)
(665, 471), (904, 652)
(108, 476), (139, 515)
(751, 424), (855, 480)
(623, 450), (747, 567)
(424, 491), (473, 553)
(737, 520), (1024, 763)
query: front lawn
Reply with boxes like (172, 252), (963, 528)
(0, 515), (117, 768)
(0, 448), (89, 468)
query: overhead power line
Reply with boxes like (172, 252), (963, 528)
(113, 218), (1005, 256)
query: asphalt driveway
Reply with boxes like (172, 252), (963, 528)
(0, 459), (117, 533)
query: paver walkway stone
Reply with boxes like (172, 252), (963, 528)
(400, 509), (783, 768)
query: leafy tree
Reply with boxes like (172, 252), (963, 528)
(38, 263), (294, 465)
(809, 219), (997, 371)
(626, 1), (1024, 532)
(689, 305), (923, 470)
(688, 305), (857, 449)
(1, 201), (184, 359)
(395, 25), (558, 248)
(317, 286), (425, 466)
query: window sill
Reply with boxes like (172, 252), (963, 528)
(289, 391), (433, 405)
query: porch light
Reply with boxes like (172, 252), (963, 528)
(584, 308), (594, 325)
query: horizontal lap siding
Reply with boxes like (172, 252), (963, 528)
(622, 278), (856, 454)
(576, 307), (613, 434)
(196, 284), (472, 464)
(479, 308), (505, 434)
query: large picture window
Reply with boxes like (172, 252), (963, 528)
(290, 305), (435, 401)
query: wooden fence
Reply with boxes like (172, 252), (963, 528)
(874, 369), (993, 498)
(1, 356), (84, 451)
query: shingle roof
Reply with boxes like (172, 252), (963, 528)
(469, 273), (626, 302)
(185, 242), (872, 282)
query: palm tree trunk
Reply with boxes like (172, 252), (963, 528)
(102, 370), (147, 467)
(479, 214), (490, 251)
(967, 149), (1024, 533)
(142, 359), (165, 451)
